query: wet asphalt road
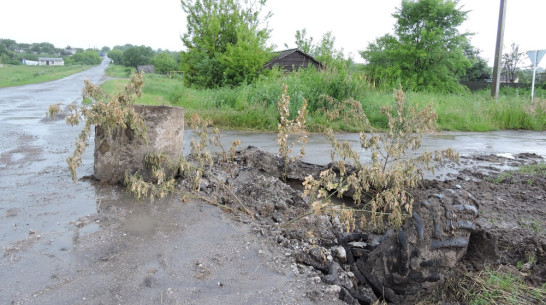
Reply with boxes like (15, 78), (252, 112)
(0, 61), (545, 304)
(0, 61), (109, 303)
(0, 63), (346, 305)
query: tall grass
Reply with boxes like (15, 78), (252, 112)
(105, 65), (135, 78)
(99, 66), (546, 132)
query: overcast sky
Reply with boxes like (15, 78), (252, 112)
(2, 0), (545, 67)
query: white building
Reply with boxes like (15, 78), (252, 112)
(38, 57), (64, 66)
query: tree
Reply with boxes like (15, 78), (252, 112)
(293, 28), (314, 54)
(313, 31), (344, 67)
(0, 40), (22, 65)
(66, 50), (102, 65)
(0, 39), (17, 51)
(180, 0), (271, 88)
(460, 43), (491, 81)
(153, 52), (178, 74)
(361, 0), (471, 92)
(113, 44), (135, 51)
(502, 42), (524, 83)
(122, 46), (154, 69)
(220, 22), (273, 86)
(290, 29), (345, 68)
(107, 49), (123, 65)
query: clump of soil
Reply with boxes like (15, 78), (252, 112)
(433, 154), (546, 303)
(177, 148), (546, 304)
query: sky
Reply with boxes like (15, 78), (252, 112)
(1, 0), (545, 68)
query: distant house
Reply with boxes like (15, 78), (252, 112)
(38, 57), (64, 66)
(263, 48), (324, 72)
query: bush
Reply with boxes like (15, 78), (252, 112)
(152, 52), (177, 74)
(122, 46), (154, 69)
(66, 50), (102, 65)
(107, 49), (123, 65)
(247, 65), (369, 113)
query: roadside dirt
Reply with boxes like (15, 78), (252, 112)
(2, 65), (544, 304)
(181, 148), (546, 304)
(2, 144), (544, 304)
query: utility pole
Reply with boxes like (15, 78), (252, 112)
(491, 0), (507, 100)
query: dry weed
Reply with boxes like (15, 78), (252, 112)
(277, 84), (308, 180)
(302, 87), (458, 231)
(49, 73), (147, 181)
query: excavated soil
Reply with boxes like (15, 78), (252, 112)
(188, 148), (546, 304)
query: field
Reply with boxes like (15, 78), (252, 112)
(102, 65), (546, 132)
(0, 64), (92, 88)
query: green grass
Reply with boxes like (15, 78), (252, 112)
(452, 267), (546, 305)
(105, 65), (135, 78)
(0, 64), (92, 88)
(487, 162), (546, 184)
(518, 162), (546, 175)
(99, 68), (546, 132)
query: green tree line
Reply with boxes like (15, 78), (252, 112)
(0, 39), (103, 65)
(174, 0), (495, 92)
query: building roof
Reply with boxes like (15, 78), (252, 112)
(263, 48), (324, 70)
(38, 57), (64, 62)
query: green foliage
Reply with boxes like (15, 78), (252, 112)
(361, 0), (471, 92)
(65, 50), (102, 65)
(105, 64), (134, 78)
(313, 31), (344, 68)
(153, 52), (178, 74)
(107, 49), (123, 65)
(291, 29), (346, 69)
(29, 42), (56, 54)
(122, 45), (154, 69)
(0, 39), (22, 65)
(100, 65), (546, 132)
(112, 44), (134, 51)
(447, 267), (546, 304)
(294, 29), (314, 54)
(461, 44), (491, 81)
(220, 22), (273, 86)
(179, 0), (272, 88)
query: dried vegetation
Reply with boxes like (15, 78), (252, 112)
(302, 88), (458, 231)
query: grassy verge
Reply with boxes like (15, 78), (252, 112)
(99, 68), (546, 132)
(445, 267), (546, 304)
(105, 64), (135, 78)
(487, 162), (546, 184)
(0, 64), (93, 88)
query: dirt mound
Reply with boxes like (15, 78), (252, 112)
(181, 148), (545, 304)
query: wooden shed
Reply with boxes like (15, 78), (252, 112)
(263, 48), (324, 71)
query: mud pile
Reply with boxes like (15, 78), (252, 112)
(176, 147), (545, 304)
